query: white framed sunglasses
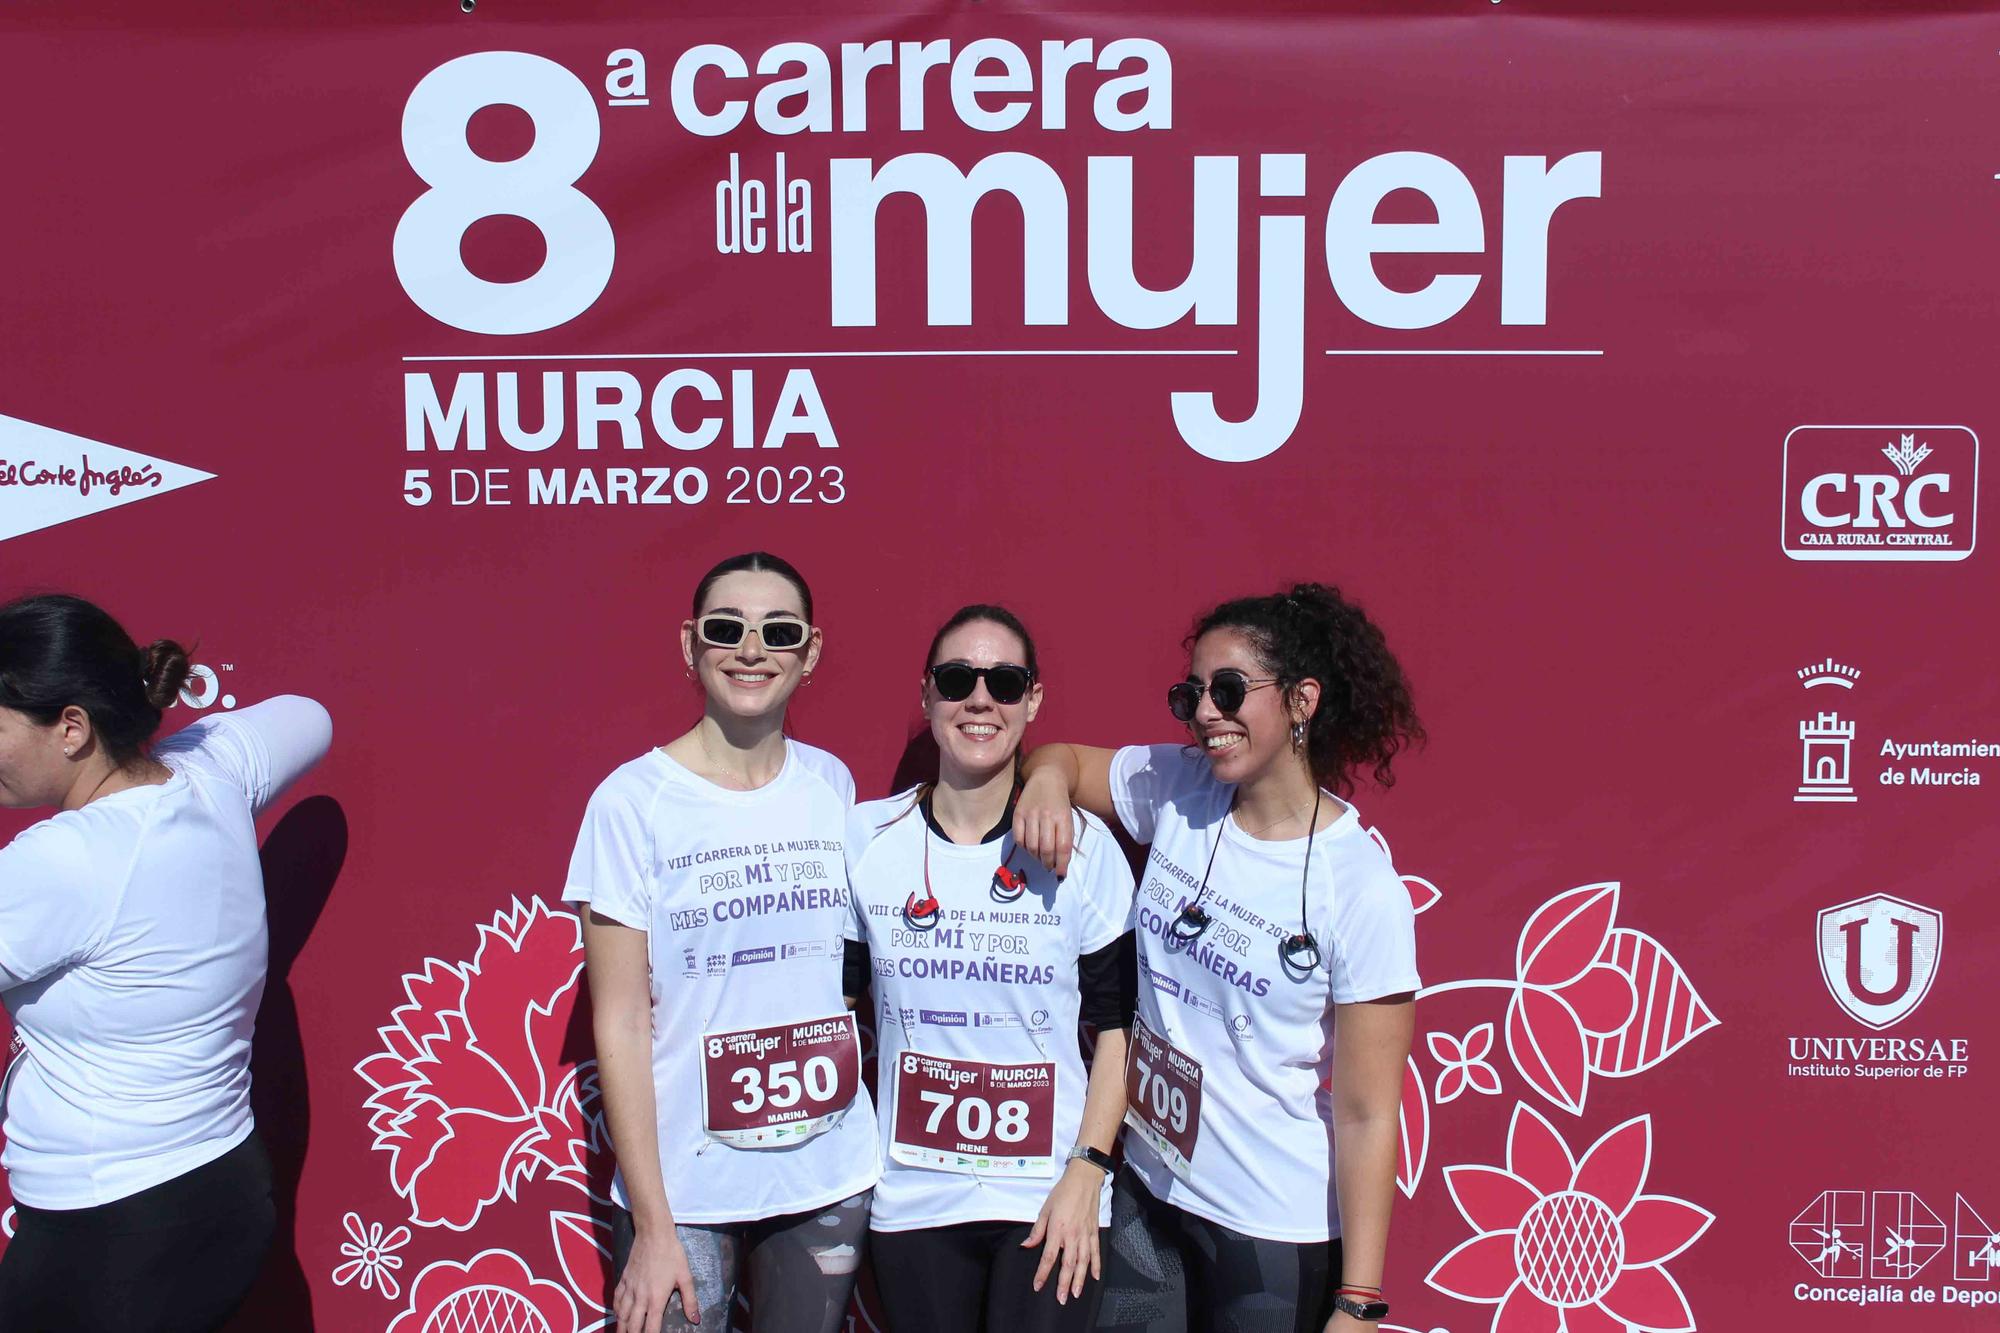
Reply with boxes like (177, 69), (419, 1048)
(694, 613), (813, 651)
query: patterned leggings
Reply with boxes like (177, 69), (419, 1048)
(610, 1190), (872, 1333)
(1093, 1168), (1337, 1333)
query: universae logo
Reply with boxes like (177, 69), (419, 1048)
(1816, 893), (1942, 1031)
(1782, 425), (1978, 562)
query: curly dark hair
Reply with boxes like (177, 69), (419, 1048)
(1189, 583), (1423, 796)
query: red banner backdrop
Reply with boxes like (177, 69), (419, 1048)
(3, 3), (1997, 1329)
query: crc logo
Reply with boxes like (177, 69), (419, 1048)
(1816, 894), (1942, 1030)
(1782, 425), (1978, 562)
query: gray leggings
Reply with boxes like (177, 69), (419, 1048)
(610, 1190), (871, 1333)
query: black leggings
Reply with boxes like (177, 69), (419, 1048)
(1095, 1167), (1337, 1333)
(0, 1133), (274, 1333)
(871, 1220), (1105, 1333)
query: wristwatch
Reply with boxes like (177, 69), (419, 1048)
(1066, 1144), (1115, 1175)
(1332, 1292), (1389, 1321)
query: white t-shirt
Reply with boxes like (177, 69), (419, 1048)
(562, 741), (880, 1225)
(0, 695), (332, 1209)
(1108, 744), (1420, 1242)
(845, 793), (1132, 1232)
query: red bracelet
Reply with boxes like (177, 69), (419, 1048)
(1338, 1286), (1384, 1296)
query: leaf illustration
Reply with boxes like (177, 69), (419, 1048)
(1516, 883), (1620, 989)
(1367, 825), (1441, 914)
(1505, 986), (1589, 1115)
(462, 899), (586, 1112)
(551, 1211), (615, 1314)
(1587, 928), (1720, 1077)
(1397, 1054), (1429, 1198)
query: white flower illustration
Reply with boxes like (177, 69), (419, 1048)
(1428, 1023), (1503, 1105)
(332, 1211), (412, 1301)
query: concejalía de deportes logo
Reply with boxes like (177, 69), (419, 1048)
(1790, 1188), (2000, 1311)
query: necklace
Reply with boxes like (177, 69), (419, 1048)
(689, 716), (791, 791)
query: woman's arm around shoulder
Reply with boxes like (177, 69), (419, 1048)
(1013, 744), (1118, 877)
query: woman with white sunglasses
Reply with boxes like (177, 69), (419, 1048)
(565, 551), (878, 1333)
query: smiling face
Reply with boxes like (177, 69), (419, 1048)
(682, 569), (821, 723)
(1184, 627), (1315, 787)
(0, 705), (67, 809)
(925, 619), (1042, 787)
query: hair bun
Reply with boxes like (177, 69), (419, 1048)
(141, 639), (193, 712)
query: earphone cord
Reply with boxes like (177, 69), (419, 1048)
(1296, 786), (1323, 945)
(1187, 814), (1228, 920)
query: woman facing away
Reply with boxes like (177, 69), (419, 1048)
(0, 593), (332, 1332)
(1013, 583), (1423, 1333)
(844, 604), (1137, 1332)
(565, 552), (879, 1333)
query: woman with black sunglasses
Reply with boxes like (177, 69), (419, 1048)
(564, 552), (878, 1333)
(843, 605), (1136, 1333)
(1011, 584), (1423, 1333)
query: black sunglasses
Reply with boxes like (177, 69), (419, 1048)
(1167, 670), (1279, 722)
(929, 662), (1035, 705)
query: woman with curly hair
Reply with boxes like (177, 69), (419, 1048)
(1011, 584), (1423, 1333)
